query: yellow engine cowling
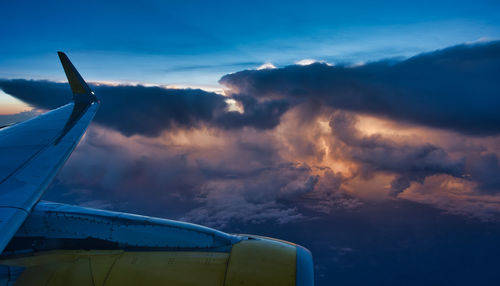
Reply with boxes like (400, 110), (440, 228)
(0, 236), (314, 286)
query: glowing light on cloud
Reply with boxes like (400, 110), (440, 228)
(350, 61), (366, 67)
(465, 37), (493, 45)
(295, 59), (318, 65)
(257, 63), (277, 70)
(165, 84), (225, 94)
(225, 98), (244, 113)
(295, 59), (333, 66)
(88, 80), (226, 94)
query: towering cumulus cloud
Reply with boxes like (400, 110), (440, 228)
(329, 111), (465, 196)
(1, 41), (500, 225)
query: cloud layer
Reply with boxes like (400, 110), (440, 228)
(2, 41), (500, 226)
(0, 80), (288, 136)
(221, 41), (500, 136)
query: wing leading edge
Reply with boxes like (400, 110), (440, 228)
(0, 52), (99, 253)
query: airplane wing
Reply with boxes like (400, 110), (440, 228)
(0, 54), (314, 286)
(0, 52), (99, 253)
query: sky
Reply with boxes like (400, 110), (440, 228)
(2, 1), (500, 285)
(1, 0), (500, 87)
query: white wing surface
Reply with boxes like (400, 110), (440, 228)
(0, 52), (99, 253)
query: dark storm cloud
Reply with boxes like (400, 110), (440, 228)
(220, 41), (500, 136)
(330, 111), (465, 195)
(465, 152), (500, 194)
(0, 79), (72, 109)
(92, 85), (226, 136)
(215, 94), (289, 129)
(0, 80), (287, 136)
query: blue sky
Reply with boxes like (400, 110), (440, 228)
(1, 0), (499, 87)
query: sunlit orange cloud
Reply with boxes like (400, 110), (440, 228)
(158, 127), (228, 151)
(350, 114), (500, 216)
(355, 114), (464, 146)
(78, 101), (500, 220)
(85, 124), (266, 173)
(273, 106), (357, 177)
(356, 113), (500, 159)
(343, 173), (396, 201)
(272, 107), (500, 202)
(400, 175), (500, 220)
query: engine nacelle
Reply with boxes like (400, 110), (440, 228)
(225, 235), (314, 286)
(0, 202), (314, 285)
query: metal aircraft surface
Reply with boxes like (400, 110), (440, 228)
(0, 53), (314, 285)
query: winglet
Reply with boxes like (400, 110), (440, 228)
(57, 51), (98, 104)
